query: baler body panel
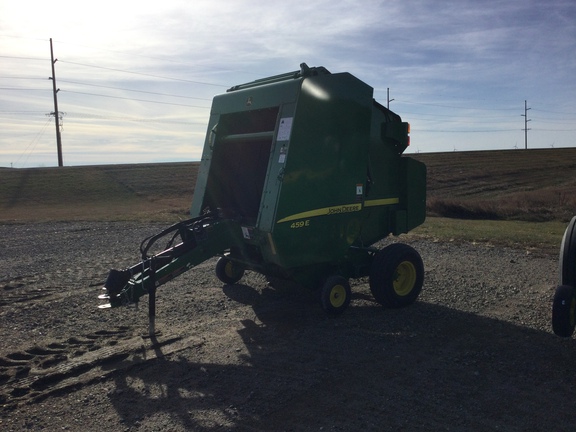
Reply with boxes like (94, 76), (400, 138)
(271, 72), (373, 269)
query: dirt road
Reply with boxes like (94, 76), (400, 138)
(1, 221), (575, 431)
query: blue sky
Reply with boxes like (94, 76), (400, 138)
(1, 0), (575, 167)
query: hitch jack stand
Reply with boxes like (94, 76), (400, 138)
(148, 259), (158, 337)
(148, 284), (156, 337)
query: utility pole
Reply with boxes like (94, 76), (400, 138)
(387, 88), (394, 109)
(521, 100), (531, 150)
(49, 38), (63, 167)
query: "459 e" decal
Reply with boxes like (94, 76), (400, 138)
(290, 220), (310, 229)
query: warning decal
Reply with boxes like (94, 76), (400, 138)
(276, 117), (293, 141)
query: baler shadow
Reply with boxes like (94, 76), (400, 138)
(108, 293), (576, 431)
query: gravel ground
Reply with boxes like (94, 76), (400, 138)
(1, 221), (575, 431)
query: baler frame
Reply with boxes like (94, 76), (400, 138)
(99, 63), (427, 333)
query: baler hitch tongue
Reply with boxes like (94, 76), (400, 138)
(99, 266), (159, 335)
(97, 212), (234, 335)
(98, 269), (132, 308)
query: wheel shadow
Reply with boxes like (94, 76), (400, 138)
(108, 282), (576, 431)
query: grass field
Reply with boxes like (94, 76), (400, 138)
(1, 148), (574, 252)
(412, 148), (576, 222)
(0, 162), (198, 222)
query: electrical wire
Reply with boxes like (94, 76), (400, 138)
(61, 89), (209, 108)
(14, 117), (52, 168)
(57, 79), (212, 101)
(0, 54), (45, 61)
(65, 112), (206, 125)
(414, 128), (520, 133)
(2, 49), (575, 157)
(58, 60), (227, 87)
(394, 100), (521, 112)
(0, 87), (51, 91)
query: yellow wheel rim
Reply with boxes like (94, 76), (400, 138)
(330, 285), (347, 308)
(393, 261), (417, 296)
(224, 261), (236, 278)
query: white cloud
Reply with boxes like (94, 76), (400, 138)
(1, 0), (575, 166)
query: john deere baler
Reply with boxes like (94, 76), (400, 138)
(99, 63), (426, 330)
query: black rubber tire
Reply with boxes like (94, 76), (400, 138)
(369, 243), (424, 308)
(215, 256), (245, 285)
(552, 284), (576, 337)
(320, 275), (352, 316)
(560, 216), (576, 287)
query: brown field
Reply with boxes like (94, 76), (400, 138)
(412, 148), (576, 222)
(1, 147), (574, 251)
(0, 162), (198, 222)
(1, 147), (575, 224)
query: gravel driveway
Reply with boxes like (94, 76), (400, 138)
(1, 221), (575, 431)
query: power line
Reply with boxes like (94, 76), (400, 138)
(414, 129), (519, 133)
(65, 112), (206, 125)
(0, 87), (50, 91)
(532, 108), (576, 116)
(398, 100), (520, 112)
(0, 111), (46, 114)
(57, 79), (212, 101)
(13, 117), (52, 168)
(58, 60), (227, 87)
(0, 76), (46, 80)
(533, 128), (576, 132)
(61, 90), (209, 108)
(404, 111), (520, 120)
(0, 54), (45, 61)
(52, 39), (208, 67)
(2, 45), (574, 161)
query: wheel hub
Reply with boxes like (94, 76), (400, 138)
(393, 261), (417, 296)
(330, 285), (347, 308)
